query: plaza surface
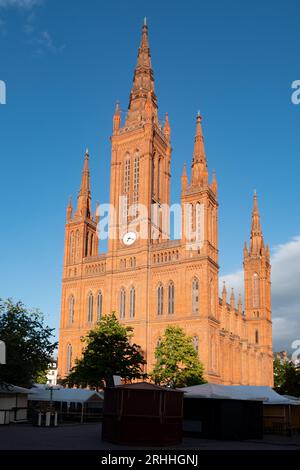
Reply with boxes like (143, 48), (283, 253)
(0, 423), (300, 450)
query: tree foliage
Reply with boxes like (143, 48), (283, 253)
(65, 313), (146, 388)
(0, 299), (57, 388)
(274, 357), (300, 397)
(151, 326), (206, 388)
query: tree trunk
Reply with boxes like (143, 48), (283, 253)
(105, 375), (115, 388)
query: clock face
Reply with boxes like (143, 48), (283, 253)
(123, 231), (137, 246)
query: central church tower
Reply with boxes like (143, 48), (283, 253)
(108, 19), (171, 254)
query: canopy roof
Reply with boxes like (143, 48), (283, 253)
(117, 382), (183, 392)
(29, 387), (104, 403)
(180, 383), (299, 405)
(0, 383), (30, 394)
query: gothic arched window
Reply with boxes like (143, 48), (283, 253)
(255, 330), (259, 345)
(130, 286), (135, 318)
(75, 230), (80, 262)
(97, 291), (102, 320)
(133, 152), (140, 215)
(192, 278), (199, 314)
(157, 158), (161, 200)
(124, 154), (131, 194)
(120, 288), (126, 319)
(167, 281), (175, 315)
(68, 295), (75, 324)
(185, 203), (193, 242)
(196, 202), (203, 243)
(87, 292), (93, 322)
(70, 231), (75, 264)
(253, 273), (260, 308)
(85, 232), (89, 257)
(90, 233), (94, 256)
(210, 279), (216, 315)
(157, 283), (164, 316)
(66, 343), (72, 374)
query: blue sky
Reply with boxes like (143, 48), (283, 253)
(0, 0), (299, 350)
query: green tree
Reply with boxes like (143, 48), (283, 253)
(65, 313), (146, 388)
(151, 326), (206, 388)
(274, 358), (300, 397)
(0, 299), (57, 388)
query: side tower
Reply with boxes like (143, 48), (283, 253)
(58, 149), (98, 377)
(180, 113), (220, 376)
(243, 192), (273, 385)
(181, 114), (219, 313)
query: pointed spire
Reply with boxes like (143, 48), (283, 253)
(210, 169), (217, 194)
(250, 191), (264, 256)
(238, 294), (243, 314)
(75, 148), (91, 219)
(230, 288), (235, 310)
(164, 112), (171, 141)
(126, 20), (158, 126)
(191, 112), (208, 187)
(66, 196), (72, 222)
(113, 99), (121, 134)
(181, 163), (188, 191)
(222, 281), (227, 302)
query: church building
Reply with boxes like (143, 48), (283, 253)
(58, 21), (273, 386)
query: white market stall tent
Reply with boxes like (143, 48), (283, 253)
(180, 383), (296, 404)
(0, 383), (30, 424)
(28, 387), (104, 423)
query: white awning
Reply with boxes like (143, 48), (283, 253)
(180, 383), (298, 405)
(28, 387), (104, 404)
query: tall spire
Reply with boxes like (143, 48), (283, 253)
(250, 191), (265, 256)
(113, 99), (121, 134)
(75, 148), (91, 218)
(126, 19), (158, 126)
(181, 163), (188, 191)
(191, 112), (208, 187)
(164, 112), (171, 141)
(230, 288), (235, 310)
(66, 196), (72, 222)
(222, 281), (227, 302)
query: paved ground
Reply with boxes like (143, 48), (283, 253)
(0, 423), (300, 450)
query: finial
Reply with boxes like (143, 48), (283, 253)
(144, 16), (147, 26)
(115, 99), (120, 114)
(85, 147), (89, 156)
